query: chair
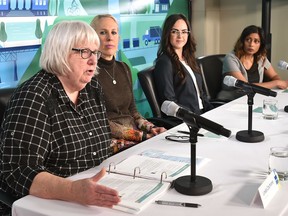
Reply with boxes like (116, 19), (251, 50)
(0, 88), (15, 124)
(137, 66), (180, 129)
(0, 190), (16, 208)
(196, 54), (230, 106)
(0, 88), (16, 207)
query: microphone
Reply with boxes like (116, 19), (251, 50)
(223, 76), (277, 97)
(161, 101), (231, 137)
(278, 60), (288, 70)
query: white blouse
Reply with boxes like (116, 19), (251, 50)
(181, 61), (203, 110)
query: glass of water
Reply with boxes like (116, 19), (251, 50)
(268, 147), (288, 181)
(262, 99), (278, 120)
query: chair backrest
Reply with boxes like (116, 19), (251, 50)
(0, 190), (16, 208)
(196, 54), (226, 100)
(137, 66), (162, 118)
(0, 88), (15, 124)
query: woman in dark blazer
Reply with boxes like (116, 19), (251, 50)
(154, 14), (213, 117)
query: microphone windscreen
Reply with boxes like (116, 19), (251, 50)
(223, 76), (237, 87)
(161, 101), (179, 116)
(278, 60), (288, 70)
(220, 127), (232, 138)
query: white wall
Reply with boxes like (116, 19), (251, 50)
(192, 0), (288, 79)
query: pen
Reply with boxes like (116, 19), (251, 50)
(155, 200), (201, 208)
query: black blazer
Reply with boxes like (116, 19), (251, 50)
(154, 54), (213, 115)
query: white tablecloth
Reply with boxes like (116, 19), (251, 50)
(12, 91), (288, 216)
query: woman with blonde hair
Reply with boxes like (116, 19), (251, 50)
(91, 14), (166, 153)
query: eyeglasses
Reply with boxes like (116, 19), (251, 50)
(171, 28), (190, 36)
(245, 38), (260, 44)
(165, 135), (190, 143)
(72, 48), (102, 60)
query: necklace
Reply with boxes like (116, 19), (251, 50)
(103, 68), (116, 85)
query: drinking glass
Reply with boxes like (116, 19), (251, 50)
(268, 147), (288, 181)
(262, 99), (278, 120)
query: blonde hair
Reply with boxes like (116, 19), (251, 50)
(90, 14), (118, 31)
(40, 20), (100, 76)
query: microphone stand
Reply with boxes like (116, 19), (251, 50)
(236, 92), (264, 142)
(173, 120), (213, 195)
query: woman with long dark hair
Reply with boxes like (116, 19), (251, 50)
(154, 13), (213, 118)
(218, 25), (288, 101)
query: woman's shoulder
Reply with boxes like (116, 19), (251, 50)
(115, 60), (132, 80)
(225, 52), (237, 60)
(115, 60), (128, 67)
(155, 53), (172, 67)
(258, 56), (270, 64)
(223, 52), (241, 65)
(157, 53), (170, 61)
(8, 71), (60, 112)
(17, 70), (58, 96)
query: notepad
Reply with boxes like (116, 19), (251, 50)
(98, 154), (192, 214)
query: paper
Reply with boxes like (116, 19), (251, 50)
(100, 150), (210, 214)
(98, 173), (170, 214)
(139, 149), (210, 170)
(108, 154), (190, 182)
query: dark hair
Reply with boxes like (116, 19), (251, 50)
(157, 13), (199, 85)
(234, 25), (267, 62)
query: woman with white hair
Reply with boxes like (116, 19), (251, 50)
(0, 21), (120, 215)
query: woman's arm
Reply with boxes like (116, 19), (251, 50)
(30, 169), (120, 207)
(224, 54), (288, 89)
(154, 55), (177, 103)
(259, 66), (288, 89)
(109, 121), (143, 142)
(229, 66), (288, 89)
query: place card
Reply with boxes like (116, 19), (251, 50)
(251, 169), (280, 208)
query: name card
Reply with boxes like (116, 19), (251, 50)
(251, 170), (280, 208)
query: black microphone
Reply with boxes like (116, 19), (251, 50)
(223, 76), (277, 97)
(161, 101), (231, 137)
(278, 60), (288, 70)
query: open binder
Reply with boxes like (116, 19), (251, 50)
(98, 154), (191, 214)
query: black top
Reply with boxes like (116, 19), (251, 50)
(0, 70), (111, 214)
(154, 54), (213, 116)
(247, 61), (260, 83)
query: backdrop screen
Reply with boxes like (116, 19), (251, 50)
(0, 0), (189, 117)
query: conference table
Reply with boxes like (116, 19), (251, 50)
(12, 90), (288, 216)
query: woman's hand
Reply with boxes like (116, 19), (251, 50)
(30, 169), (121, 208)
(150, 127), (167, 136)
(275, 80), (288, 89)
(71, 168), (121, 207)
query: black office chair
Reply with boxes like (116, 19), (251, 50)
(0, 190), (16, 208)
(0, 88), (15, 124)
(0, 88), (16, 208)
(137, 66), (180, 129)
(196, 54), (231, 106)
